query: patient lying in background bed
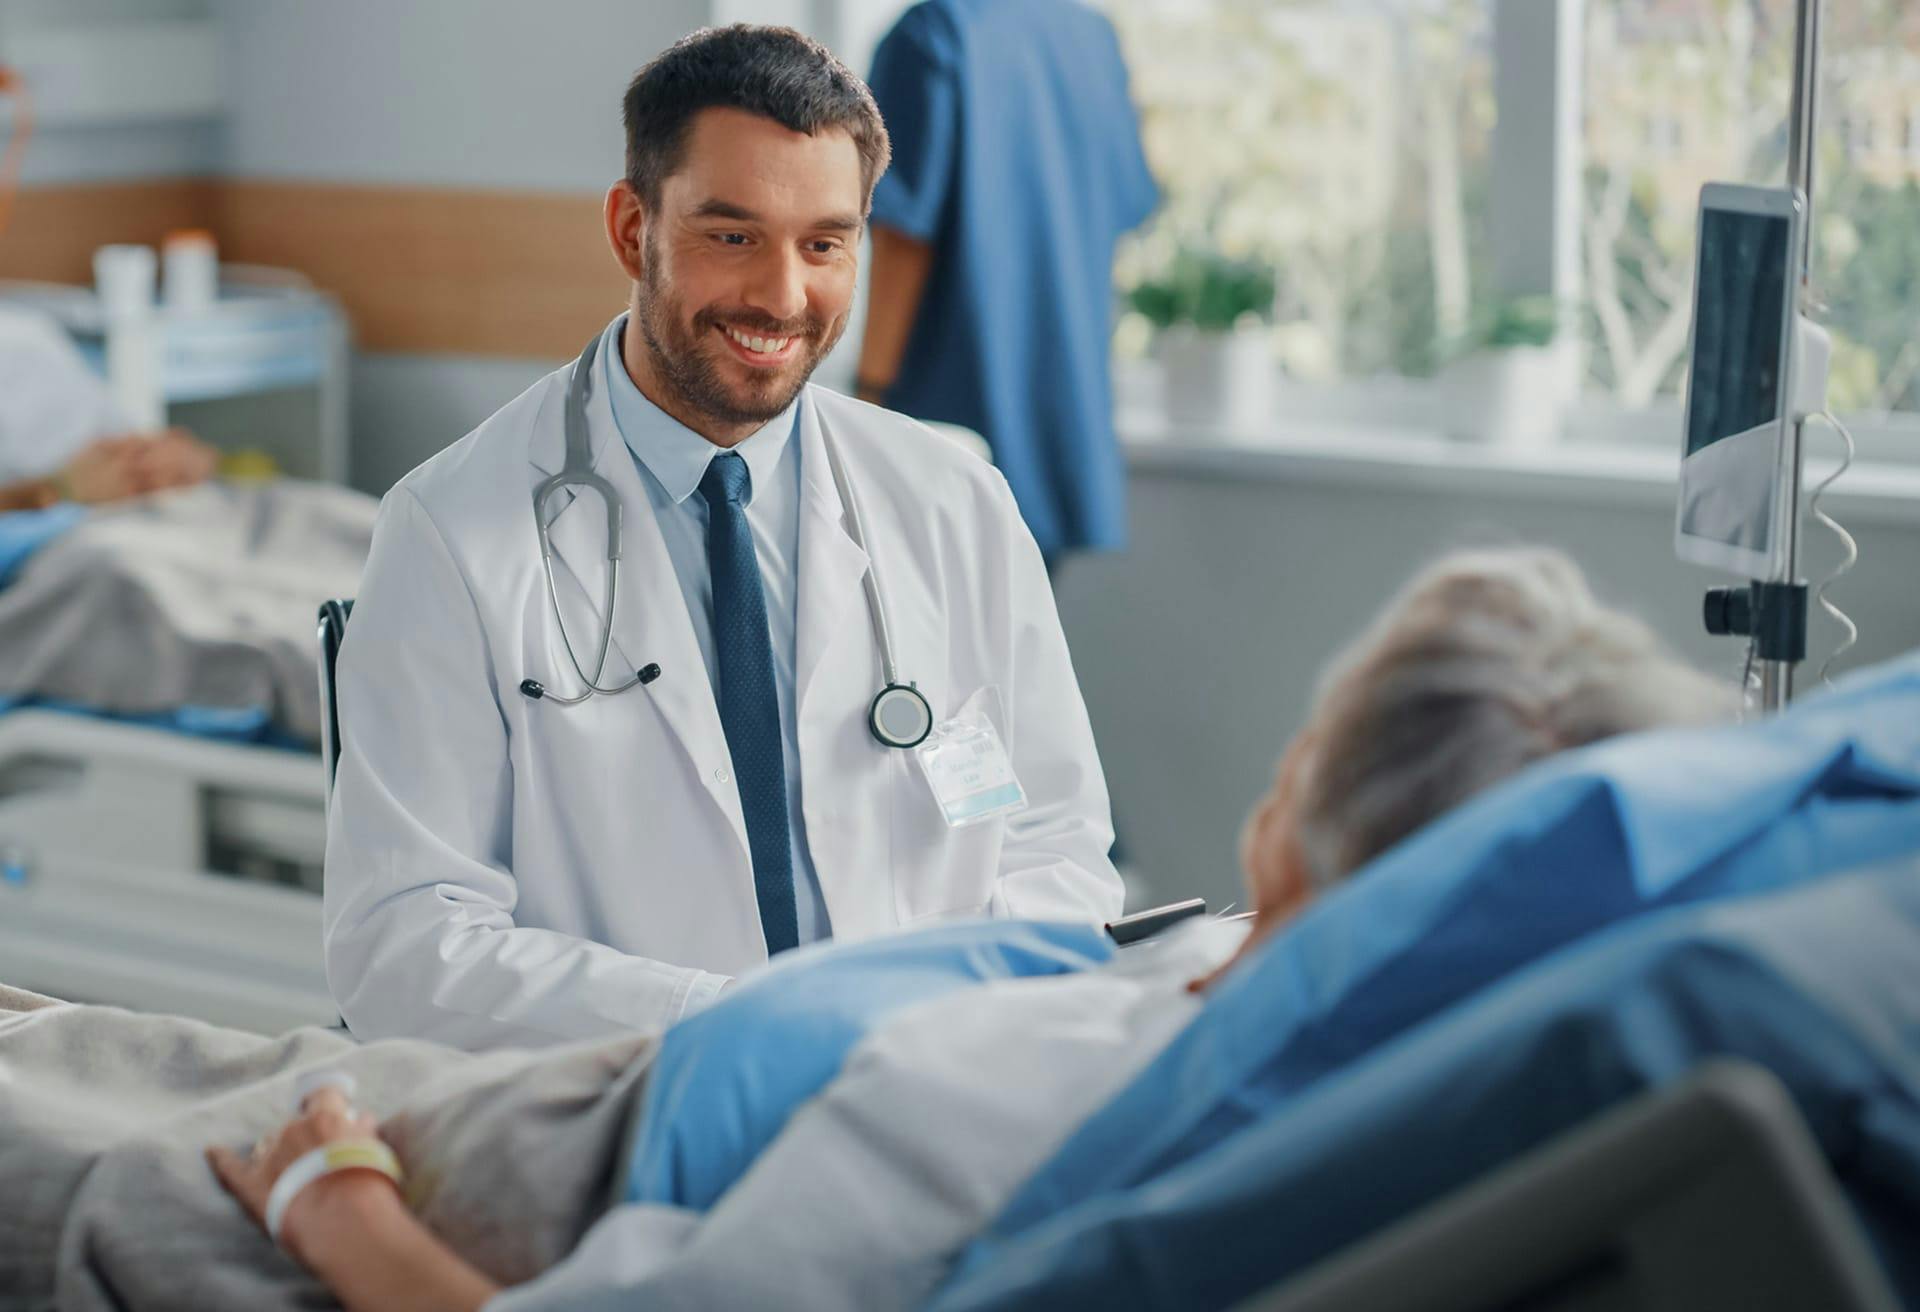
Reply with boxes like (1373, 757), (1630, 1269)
(0, 304), (218, 512)
(0, 548), (1738, 1310)
(0, 304), (374, 744)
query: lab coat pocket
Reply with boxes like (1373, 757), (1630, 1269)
(891, 683), (1007, 923)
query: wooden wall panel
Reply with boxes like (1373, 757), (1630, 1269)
(216, 181), (628, 359)
(2, 179), (628, 359)
(0, 180), (219, 285)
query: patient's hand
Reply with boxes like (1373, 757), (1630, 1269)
(208, 1087), (500, 1312)
(206, 1085), (393, 1261)
(58, 429), (217, 503)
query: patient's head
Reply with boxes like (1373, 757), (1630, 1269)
(1237, 547), (1734, 938)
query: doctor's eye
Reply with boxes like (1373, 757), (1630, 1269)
(807, 239), (843, 255)
(714, 232), (751, 247)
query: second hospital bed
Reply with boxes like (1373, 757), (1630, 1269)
(0, 481), (373, 1030)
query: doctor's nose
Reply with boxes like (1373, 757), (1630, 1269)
(740, 248), (810, 326)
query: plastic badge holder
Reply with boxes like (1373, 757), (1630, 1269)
(915, 709), (1028, 827)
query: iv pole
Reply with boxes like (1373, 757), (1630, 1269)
(1703, 0), (1823, 710)
(1758, 0), (1822, 710)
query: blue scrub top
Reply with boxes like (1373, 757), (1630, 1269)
(867, 0), (1158, 557)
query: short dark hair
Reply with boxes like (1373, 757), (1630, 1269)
(623, 24), (891, 213)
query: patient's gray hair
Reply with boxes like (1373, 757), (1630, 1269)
(1291, 547), (1735, 887)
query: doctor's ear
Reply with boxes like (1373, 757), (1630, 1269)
(604, 180), (649, 283)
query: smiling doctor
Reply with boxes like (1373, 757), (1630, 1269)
(324, 24), (1123, 1048)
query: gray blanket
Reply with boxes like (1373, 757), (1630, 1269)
(0, 993), (652, 1311)
(0, 480), (376, 744)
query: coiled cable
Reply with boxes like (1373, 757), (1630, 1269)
(1807, 409), (1859, 686)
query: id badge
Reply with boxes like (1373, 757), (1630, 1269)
(914, 709), (1027, 828)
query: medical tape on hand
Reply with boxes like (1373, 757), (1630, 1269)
(264, 1139), (405, 1246)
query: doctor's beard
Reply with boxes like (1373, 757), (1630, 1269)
(633, 239), (847, 430)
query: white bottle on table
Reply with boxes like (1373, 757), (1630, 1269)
(162, 229), (219, 314)
(93, 243), (165, 430)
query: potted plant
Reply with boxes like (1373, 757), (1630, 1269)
(1438, 296), (1575, 448)
(1128, 248), (1277, 435)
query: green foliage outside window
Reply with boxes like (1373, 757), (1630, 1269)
(1126, 248), (1277, 333)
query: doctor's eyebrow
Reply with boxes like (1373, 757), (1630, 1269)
(689, 199), (863, 233)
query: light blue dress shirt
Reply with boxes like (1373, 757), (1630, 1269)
(605, 319), (833, 965)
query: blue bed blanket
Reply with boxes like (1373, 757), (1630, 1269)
(626, 920), (1115, 1213)
(932, 650), (1920, 1309)
(931, 859), (1920, 1310)
(0, 694), (298, 747)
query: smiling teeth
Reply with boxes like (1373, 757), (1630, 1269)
(727, 327), (789, 354)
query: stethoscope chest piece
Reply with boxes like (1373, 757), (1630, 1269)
(869, 682), (934, 750)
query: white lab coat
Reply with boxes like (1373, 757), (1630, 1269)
(323, 326), (1122, 1048)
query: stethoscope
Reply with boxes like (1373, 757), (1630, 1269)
(520, 330), (936, 751)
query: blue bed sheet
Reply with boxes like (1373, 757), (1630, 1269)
(936, 650), (1920, 1308)
(626, 919), (1114, 1213)
(930, 859), (1920, 1310)
(0, 695), (306, 749)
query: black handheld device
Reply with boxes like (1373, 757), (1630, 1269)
(1106, 898), (1208, 946)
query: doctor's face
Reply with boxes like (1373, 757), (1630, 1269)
(610, 107), (864, 441)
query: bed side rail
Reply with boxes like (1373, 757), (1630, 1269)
(1242, 1059), (1900, 1312)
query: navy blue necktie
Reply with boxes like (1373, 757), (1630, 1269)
(698, 452), (798, 955)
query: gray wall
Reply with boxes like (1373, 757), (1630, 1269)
(206, 0), (889, 492)
(0, 0), (217, 182)
(214, 0), (706, 192)
(1054, 449), (1920, 911)
(349, 353), (556, 494)
(207, 0), (712, 491)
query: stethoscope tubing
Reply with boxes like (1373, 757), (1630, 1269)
(529, 329), (930, 746)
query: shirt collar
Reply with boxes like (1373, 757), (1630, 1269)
(606, 314), (799, 506)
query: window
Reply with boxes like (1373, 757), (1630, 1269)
(1103, 0), (1493, 384)
(1583, 0), (1920, 416)
(1848, 114), (1872, 157)
(1095, 0), (1918, 427)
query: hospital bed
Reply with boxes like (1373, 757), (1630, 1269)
(0, 706), (331, 1031)
(0, 585), (340, 1032)
(0, 486), (366, 1030)
(1246, 1060), (1901, 1312)
(14, 653), (1920, 1307)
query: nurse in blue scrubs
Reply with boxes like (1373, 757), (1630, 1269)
(853, 0), (1159, 563)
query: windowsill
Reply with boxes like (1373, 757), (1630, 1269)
(1112, 363), (1920, 525)
(1116, 410), (1920, 527)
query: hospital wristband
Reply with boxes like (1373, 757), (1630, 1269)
(264, 1139), (406, 1246)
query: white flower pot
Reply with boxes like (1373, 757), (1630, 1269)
(1440, 344), (1572, 448)
(1156, 324), (1275, 438)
